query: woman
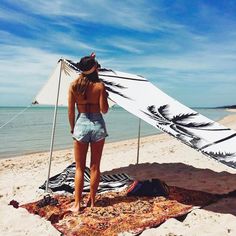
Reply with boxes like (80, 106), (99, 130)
(68, 53), (109, 212)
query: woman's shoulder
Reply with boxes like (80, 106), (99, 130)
(96, 81), (106, 89)
(70, 79), (76, 86)
(69, 80), (77, 92)
(69, 76), (83, 89)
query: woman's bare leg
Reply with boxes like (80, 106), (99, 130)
(70, 140), (89, 212)
(90, 139), (105, 207)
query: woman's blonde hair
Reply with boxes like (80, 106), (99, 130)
(71, 74), (89, 98)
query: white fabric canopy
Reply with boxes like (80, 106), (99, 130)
(33, 59), (236, 169)
(33, 60), (115, 107)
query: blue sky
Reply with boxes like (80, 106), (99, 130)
(0, 0), (236, 107)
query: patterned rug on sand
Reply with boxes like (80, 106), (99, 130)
(20, 186), (219, 236)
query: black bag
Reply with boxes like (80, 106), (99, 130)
(127, 179), (169, 197)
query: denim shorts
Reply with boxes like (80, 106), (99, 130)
(72, 113), (108, 143)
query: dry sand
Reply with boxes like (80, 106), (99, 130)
(1, 112), (236, 236)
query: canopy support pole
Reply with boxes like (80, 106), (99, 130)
(136, 118), (141, 164)
(45, 61), (63, 193)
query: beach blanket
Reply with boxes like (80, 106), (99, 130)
(39, 163), (133, 194)
(21, 186), (219, 236)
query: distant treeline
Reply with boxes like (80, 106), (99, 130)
(191, 105), (236, 109)
(215, 105), (236, 109)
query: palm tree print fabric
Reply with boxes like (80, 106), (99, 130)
(63, 59), (236, 169)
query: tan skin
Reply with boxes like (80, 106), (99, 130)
(68, 72), (109, 212)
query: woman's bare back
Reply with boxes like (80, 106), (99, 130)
(69, 79), (108, 114)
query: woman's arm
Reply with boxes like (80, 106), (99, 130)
(68, 84), (76, 133)
(99, 83), (109, 114)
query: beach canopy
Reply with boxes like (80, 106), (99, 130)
(33, 59), (236, 171)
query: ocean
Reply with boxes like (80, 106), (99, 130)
(0, 106), (231, 159)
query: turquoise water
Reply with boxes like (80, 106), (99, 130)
(0, 106), (231, 158)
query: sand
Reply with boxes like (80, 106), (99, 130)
(1, 112), (236, 236)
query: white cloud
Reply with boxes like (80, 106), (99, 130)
(1, 1), (236, 106)
(0, 5), (39, 29)
(0, 45), (61, 93)
(2, 0), (185, 32)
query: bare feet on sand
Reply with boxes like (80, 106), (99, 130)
(68, 204), (80, 213)
(85, 198), (95, 208)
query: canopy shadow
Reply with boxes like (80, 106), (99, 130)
(103, 162), (236, 216)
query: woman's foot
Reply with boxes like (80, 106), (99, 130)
(85, 198), (91, 207)
(86, 197), (95, 208)
(68, 203), (80, 213)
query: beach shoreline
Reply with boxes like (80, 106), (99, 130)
(1, 112), (236, 235)
(0, 132), (159, 160)
(226, 108), (236, 113)
(0, 106), (231, 160)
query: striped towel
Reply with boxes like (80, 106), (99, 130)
(39, 162), (133, 194)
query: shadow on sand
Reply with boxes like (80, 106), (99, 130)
(103, 162), (236, 216)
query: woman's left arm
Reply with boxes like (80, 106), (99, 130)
(68, 84), (76, 133)
(99, 83), (109, 114)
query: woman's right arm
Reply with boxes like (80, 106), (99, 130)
(68, 84), (76, 133)
(99, 83), (109, 114)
